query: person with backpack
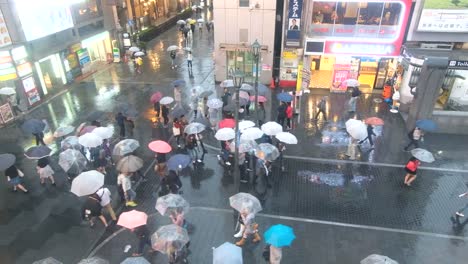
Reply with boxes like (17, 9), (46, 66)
(285, 102), (293, 130)
(95, 187), (116, 221)
(404, 127), (424, 151)
(315, 96), (327, 121)
(403, 157), (421, 186)
(82, 193), (108, 228)
(276, 102), (287, 127)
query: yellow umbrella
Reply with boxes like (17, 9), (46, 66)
(189, 19), (196, 25)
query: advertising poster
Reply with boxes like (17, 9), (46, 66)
(77, 48), (91, 66)
(0, 9), (12, 48)
(286, 0), (303, 47)
(331, 64), (351, 93)
(113, 47), (121, 62)
(22, 75), (41, 105)
(418, 0), (468, 32)
(0, 50), (17, 81)
(0, 102), (14, 123)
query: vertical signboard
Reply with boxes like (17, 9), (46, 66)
(0, 9), (12, 48)
(22, 75), (40, 106)
(286, 0), (303, 47)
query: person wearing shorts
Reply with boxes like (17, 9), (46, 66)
(404, 157), (420, 186)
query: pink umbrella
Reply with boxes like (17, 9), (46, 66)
(238, 91), (250, 100)
(148, 140), (172, 153)
(117, 210), (148, 229)
(219, 118), (236, 129)
(150, 92), (163, 103)
(250, 95), (267, 103)
(365, 117), (384, 126)
(78, 126), (97, 136)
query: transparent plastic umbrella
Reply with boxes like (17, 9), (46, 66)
(176, 20), (186, 25)
(33, 257), (63, 264)
(155, 193), (190, 216)
(166, 45), (178, 52)
(213, 242), (243, 264)
(61, 136), (80, 150)
(361, 254), (398, 264)
(240, 127), (264, 141)
(151, 224), (190, 253)
(78, 133), (103, 148)
(207, 98), (223, 109)
(344, 79), (360, 87)
(116, 155), (144, 173)
(134, 51), (145, 57)
(53, 125), (75, 138)
(198, 90), (213, 98)
(184, 122), (206, 134)
(240, 83), (253, 91)
(220, 79), (234, 88)
(129, 47), (140, 52)
(410, 148), (435, 163)
(255, 143), (280, 161)
(275, 132), (298, 144)
(71, 170), (105, 197)
(58, 149), (87, 174)
(230, 140), (258, 153)
(345, 119), (367, 140)
(215, 128), (235, 141)
(120, 257), (150, 264)
(113, 139), (140, 156)
(77, 257), (109, 264)
(261, 121), (283, 136)
(229, 192), (262, 214)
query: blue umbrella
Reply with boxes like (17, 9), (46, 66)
(172, 80), (186, 87)
(264, 224), (296, 247)
(415, 119), (437, 132)
(21, 119), (45, 134)
(276, 92), (293, 102)
(257, 84), (269, 96)
(167, 154), (192, 170)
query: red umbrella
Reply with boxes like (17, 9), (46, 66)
(219, 118), (236, 129)
(148, 140), (172, 153)
(365, 117), (384, 126)
(150, 92), (163, 103)
(78, 126), (97, 136)
(250, 95), (267, 103)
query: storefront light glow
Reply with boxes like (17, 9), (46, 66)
(81, 31), (110, 48)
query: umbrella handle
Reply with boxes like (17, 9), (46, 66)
(235, 214), (240, 231)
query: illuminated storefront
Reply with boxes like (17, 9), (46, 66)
(81, 31), (112, 65)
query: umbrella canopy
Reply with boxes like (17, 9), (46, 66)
(223, 103), (236, 112)
(198, 90), (213, 98)
(215, 128), (235, 141)
(230, 140), (258, 153)
(264, 224), (296, 247)
(360, 254), (398, 264)
(129, 47), (140, 52)
(0, 87), (16, 95)
(256, 143), (280, 161)
(184, 122), (206, 134)
(237, 91), (250, 100)
(21, 119), (45, 134)
(79, 125), (97, 136)
(365, 117), (384, 126)
(220, 79), (234, 88)
(77, 257), (109, 264)
(238, 97), (249, 107)
(53, 125), (75, 138)
(176, 20), (186, 25)
(207, 98), (223, 109)
(33, 257), (63, 264)
(78, 133), (103, 148)
(167, 154), (192, 170)
(117, 210), (148, 229)
(416, 119), (437, 132)
(240, 83), (253, 91)
(219, 118), (236, 129)
(239, 120), (255, 131)
(116, 155), (144, 173)
(249, 95), (267, 103)
(345, 119), (367, 140)
(155, 193), (190, 216)
(213, 242), (243, 264)
(92, 126), (114, 139)
(71, 170), (105, 197)
(189, 19), (196, 24)
(410, 148), (435, 163)
(229, 192), (262, 214)
(58, 149), (87, 174)
(170, 106), (188, 119)
(86, 111), (106, 122)
(277, 92), (293, 102)
(151, 224), (190, 253)
(150, 91), (163, 103)
(24, 146), (52, 159)
(148, 140), (172, 153)
(275, 132), (298, 144)
(171, 80), (186, 87)
(61, 136), (80, 150)
(166, 45), (178, 52)
(345, 79), (360, 87)
(134, 51), (145, 57)
(240, 127), (263, 141)
(0, 153), (16, 171)
(193, 117), (211, 128)
(113, 139), (140, 156)
(257, 84), (269, 96)
(120, 257), (150, 264)
(261, 121), (283, 136)
(160, 96), (174, 105)
(123, 108), (138, 118)
(197, 18), (204, 23)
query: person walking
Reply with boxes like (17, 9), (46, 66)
(221, 88), (231, 108)
(205, 21), (212, 32)
(172, 118), (183, 148)
(348, 87), (361, 114)
(198, 22), (203, 33)
(116, 112), (126, 138)
(203, 97), (209, 118)
(82, 193), (108, 228)
(160, 170), (183, 195)
(187, 51), (193, 74)
(135, 56), (143, 74)
(118, 172), (137, 207)
(131, 224), (154, 256)
(33, 132), (46, 146)
(186, 134), (200, 163)
(191, 89), (199, 119)
(285, 102), (293, 130)
(451, 192), (468, 227)
(95, 187), (116, 222)
(346, 138), (359, 160)
(359, 124), (376, 147)
(314, 96), (327, 121)
(404, 127), (424, 151)
(403, 156), (421, 186)
(235, 208), (261, 246)
(37, 162), (56, 186)
(269, 245), (283, 264)
(258, 102), (266, 126)
(125, 117), (135, 138)
(161, 104), (170, 127)
(154, 100), (161, 122)
(276, 102), (287, 128)
(5, 165), (28, 193)
(196, 133), (207, 161)
(95, 147), (108, 174)
(170, 50), (177, 69)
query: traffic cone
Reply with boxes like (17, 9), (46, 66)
(270, 78), (275, 89)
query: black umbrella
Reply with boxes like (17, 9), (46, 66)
(0, 154), (15, 171)
(86, 111), (106, 122)
(193, 117), (211, 127)
(24, 146), (52, 160)
(21, 119), (45, 134)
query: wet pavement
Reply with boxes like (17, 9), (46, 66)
(0, 6), (467, 263)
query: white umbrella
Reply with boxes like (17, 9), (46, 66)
(92, 126), (114, 139)
(275, 132), (298, 144)
(53, 125), (75, 138)
(0, 87), (16, 95)
(213, 242), (243, 264)
(220, 79), (234, 88)
(207, 98), (223, 109)
(240, 127), (263, 141)
(197, 18), (204, 23)
(176, 20), (186, 25)
(410, 148), (435, 163)
(239, 120), (255, 131)
(167, 45), (178, 52)
(134, 51), (145, 57)
(345, 119), (367, 140)
(261, 121), (283, 136)
(160, 96), (174, 105)
(345, 79), (360, 87)
(78, 133), (103, 148)
(361, 254), (398, 264)
(71, 170), (105, 197)
(215, 128), (235, 141)
(129, 47), (140, 52)
(230, 140), (258, 153)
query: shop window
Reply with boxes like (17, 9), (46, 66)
(435, 70), (468, 111)
(239, 0), (249, 7)
(71, 0), (103, 24)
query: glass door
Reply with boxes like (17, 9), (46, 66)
(374, 58), (390, 89)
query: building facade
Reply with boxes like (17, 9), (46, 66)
(213, 0), (276, 84)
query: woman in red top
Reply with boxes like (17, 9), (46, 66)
(286, 103), (293, 130)
(404, 157), (421, 186)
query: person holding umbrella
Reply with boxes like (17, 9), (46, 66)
(115, 112), (126, 138)
(404, 127), (424, 151)
(5, 165), (28, 193)
(235, 206), (261, 246)
(37, 159), (56, 186)
(154, 100), (161, 122)
(82, 193), (108, 228)
(95, 187), (116, 222)
(358, 124), (377, 147)
(170, 50), (177, 69)
(118, 172), (137, 207)
(263, 224), (296, 264)
(187, 51), (193, 74)
(117, 210), (152, 256)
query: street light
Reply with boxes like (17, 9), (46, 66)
(232, 69), (245, 184)
(251, 39), (261, 126)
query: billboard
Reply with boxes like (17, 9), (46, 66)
(286, 0), (304, 47)
(14, 0), (75, 41)
(417, 0), (468, 32)
(0, 9), (12, 48)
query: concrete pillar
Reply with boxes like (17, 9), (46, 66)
(406, 57), (448, 130)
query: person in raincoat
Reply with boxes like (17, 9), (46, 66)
(235, 207), (261, 246)
(403, 156), (420, 186)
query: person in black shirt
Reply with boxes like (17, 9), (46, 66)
(5, 165), (28, 193)
(131, 224), (153, 256)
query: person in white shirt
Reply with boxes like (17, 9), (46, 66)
(96, 187), (116, 221)
(187, 51), (193, 73)
(117, 172), (137, 207)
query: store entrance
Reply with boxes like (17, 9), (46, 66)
(226, 50), (255, 83)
